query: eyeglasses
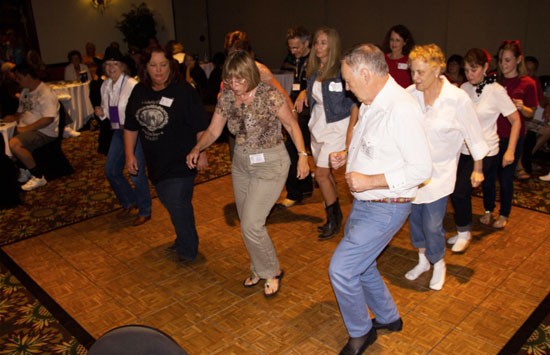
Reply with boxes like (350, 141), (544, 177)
(223, 78), (247, 87)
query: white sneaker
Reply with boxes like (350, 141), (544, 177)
(63, 127), (81, 138)
(17, 168), (31, 183)
(429, 260), (446, 290)
(539, 173), (550, 181)
(21, 176), (47, 191)
(451, 236), (471, 253)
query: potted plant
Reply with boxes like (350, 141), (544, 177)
(116, 3), (156, 50)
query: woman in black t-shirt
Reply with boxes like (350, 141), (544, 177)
(124, 45), (209, 262)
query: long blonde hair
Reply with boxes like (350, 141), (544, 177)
(306, 27), (341, 81)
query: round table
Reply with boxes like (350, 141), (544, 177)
(48, 81), (94, 131)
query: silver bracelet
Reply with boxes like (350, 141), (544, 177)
(298, 151), (308, 156)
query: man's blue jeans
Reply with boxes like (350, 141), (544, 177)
(105, 130), (152, 217)
(154, 176), (198, 260)
(329, 199), (411, 337)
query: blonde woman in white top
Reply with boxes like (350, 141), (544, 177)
(405, 44), (489, 290)
(94, 47), (152, 226)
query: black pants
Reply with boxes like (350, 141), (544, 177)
(450, 153), (499, 230)
(521, 130), (537, 174)
(284, 109), (312, 200)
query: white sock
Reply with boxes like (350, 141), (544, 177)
(429, 259), (446, 290)
(405, 252), (430, 280)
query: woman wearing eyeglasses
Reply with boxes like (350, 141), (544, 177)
(187, 51), (309, 297)
(481, 40), (538, 228)
(294, 27), (356, 240)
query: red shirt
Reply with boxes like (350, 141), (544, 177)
(385, 54), (411, 88)
(497, 76), (538, 137)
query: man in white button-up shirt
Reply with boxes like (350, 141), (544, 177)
(328, 44), (432, 355)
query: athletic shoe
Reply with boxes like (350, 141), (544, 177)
(21, 176), (47, 191)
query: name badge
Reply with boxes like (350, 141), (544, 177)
(159, 97), (174, 107)
(111, 122), (120, 130)
(328, 81), (343, 92)
(292, 83), (301, 91)
(249, 153), (265, 164)
(397, 63), (408, 70)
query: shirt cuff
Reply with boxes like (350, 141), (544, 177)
(385, 169), (408, 193)
(468, 141), (490, 161)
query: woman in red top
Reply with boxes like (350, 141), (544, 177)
(482, 40), (538, 228)
(381, 24), (415, 88)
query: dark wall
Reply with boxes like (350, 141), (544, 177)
(174, 0), (550, 74)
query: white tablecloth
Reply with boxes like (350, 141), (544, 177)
(273, 72), (293, 95)
(49, 81), (94, 131)
(0, 121), (17, 156)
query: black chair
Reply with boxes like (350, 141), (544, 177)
(32, 101), (74, 181)
(0, 134), (21, 209)
(88, 325), (187, 355)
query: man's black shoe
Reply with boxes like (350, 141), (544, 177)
(339, 328), (377, 355)
(372, 317), (403, 332)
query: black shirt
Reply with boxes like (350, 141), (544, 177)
(125, 81), (209, 184)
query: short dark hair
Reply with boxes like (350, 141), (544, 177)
(13, 62), (38, 79)
(140, 44), (182, 89)
(382, 24), (415, 56)
(286, 25), (311, 45)
(67, 50), (82, 62)
(525, 56), (539, 70)
(447, 54), (463, 67)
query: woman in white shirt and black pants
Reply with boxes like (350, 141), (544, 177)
(94, 47), (152, 226)
(448, 49), (520, 252)
(405, 44), (489, 290)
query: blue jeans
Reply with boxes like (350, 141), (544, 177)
(409, 196), (448, 264)
(154, 176), (198, 260)
(329, 200), (411, 337)
(105, 130), (152, 217)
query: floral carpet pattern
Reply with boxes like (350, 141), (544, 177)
(471, 169), (550, 215)
(0, 262), (86, 354)
(520, 312), (550, 355)
(0, 130), (231, 246)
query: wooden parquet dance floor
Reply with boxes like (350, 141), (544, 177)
(3, 168), (550, 354)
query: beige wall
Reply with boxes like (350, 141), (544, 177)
(31, 0), (175, 64)
(176, 0), (550, 75)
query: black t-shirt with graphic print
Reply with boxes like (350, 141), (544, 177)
(125, 81), (209, 184)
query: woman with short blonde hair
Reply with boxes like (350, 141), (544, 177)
(405, 44), (488, 290)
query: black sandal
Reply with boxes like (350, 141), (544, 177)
(264, 270), (284, 298)
(243, 273), (260, 288)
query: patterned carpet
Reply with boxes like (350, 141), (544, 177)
(0, 130), (231, 246)
(0, 255), (88, 354)
(471, 163), (550, 215)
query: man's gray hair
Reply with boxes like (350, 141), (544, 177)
(286, 25), (311, 45)
(342, 44), (388, 76)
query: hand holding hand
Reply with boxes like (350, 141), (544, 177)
(329, 150), (348, 170)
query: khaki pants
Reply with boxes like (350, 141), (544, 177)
(232, 143), (290, 279)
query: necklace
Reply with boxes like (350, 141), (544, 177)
(237, 90), (253, 109)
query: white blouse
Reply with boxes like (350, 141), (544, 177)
(460, 81), (517, 156)
(99, 74), (137, 126)
(407, 76), (489, 204)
